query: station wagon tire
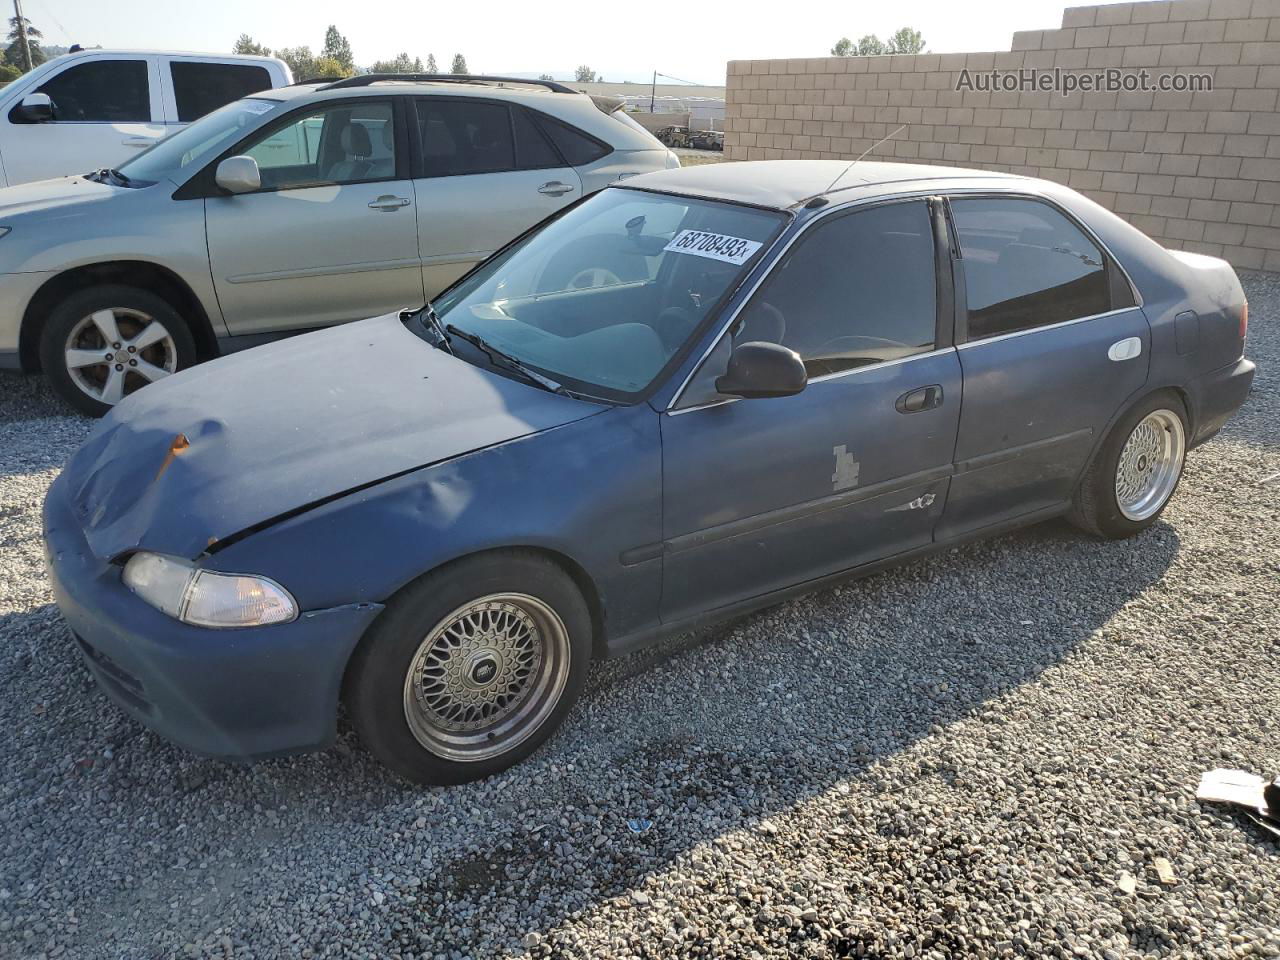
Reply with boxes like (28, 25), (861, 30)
(1069, 391), (1188, 539)
(39, 285), (196, 418)
(345, 552), (592, 785)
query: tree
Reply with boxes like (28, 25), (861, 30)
(538, 73), (554, 81)
(830, 37), (853, 57)
(274, 46), (316, 79)
(886, 27), (926, 54)
(450, 53), (468, 74)
(370, 52), (423, 73)
(856, 34), (887, 56)
(0, 62), (21, 85)
(425, 53), (438, 73)
(233, 34), (271, 56)
(4, 16), (44, 72)
(321, 25), (354, 72)
(311, 57), (348, 79)
(574, 65), (596, 82)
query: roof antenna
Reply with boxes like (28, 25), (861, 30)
(804, 123), (908, 207)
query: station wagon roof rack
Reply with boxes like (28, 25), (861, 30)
(314, 73), (578, 94)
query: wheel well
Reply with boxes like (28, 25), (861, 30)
(19, 261), (219, 372)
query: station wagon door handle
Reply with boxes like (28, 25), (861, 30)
(1108, 336), (1143, 361)
(537, 181), (576, 197)
(896, 384), (943, 414)
(368, 195), (411, 211)
(121, 137), (155, 148)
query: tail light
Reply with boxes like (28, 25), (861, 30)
(1240, 301), (1248, 341)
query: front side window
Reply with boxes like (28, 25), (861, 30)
(432, 188), (785, 400)
(732, 201), (938, 377)
(950, 197), (1110, 340)
(120, 97), (276, 183)
(243, 101), (396, 189)
(33, 60), (150, 122)
(171, 62), (272, 123)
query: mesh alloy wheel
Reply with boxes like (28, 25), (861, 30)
(402, 594), (571, 762)
(1114, 408), (1186, 522)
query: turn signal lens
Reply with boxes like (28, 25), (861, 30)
(122, 551), (297, 628)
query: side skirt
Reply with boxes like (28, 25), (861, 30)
(601, 502), (1071, 659)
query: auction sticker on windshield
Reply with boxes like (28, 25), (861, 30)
(664, 230), (763, 265)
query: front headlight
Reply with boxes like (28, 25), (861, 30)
(122, 552), (298, 628)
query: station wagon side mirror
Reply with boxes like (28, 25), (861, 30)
(12, 92), (53, 123)
(715, 341), (807, 399)
(214, 155), (261, 195)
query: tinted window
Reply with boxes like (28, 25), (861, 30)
(734, 201), (937, 377)
(171, 62), (272, 122)
(533, 113), (609, 166)
(418, 100), (515, 176)
(37, 60), (149, 122)
(951, 197), (1110, 340)
(512, 107), (562, 169)
(243, 102), (396, 189)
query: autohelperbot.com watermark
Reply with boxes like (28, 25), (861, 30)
(956, 67), (1212, 96)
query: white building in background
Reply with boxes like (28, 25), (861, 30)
(568, 81), (725, 130)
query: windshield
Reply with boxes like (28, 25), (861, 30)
(118, 97), (279, 183)
(434, 189), (785, 401)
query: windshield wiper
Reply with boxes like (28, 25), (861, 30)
(410, 301), (453, 354)
(445, 324), (570, 396)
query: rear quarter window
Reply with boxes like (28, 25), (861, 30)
(531, 112), (610, 166)
(171, 62), (273, 122)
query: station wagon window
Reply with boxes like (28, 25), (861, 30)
(732, 200), (938, 377)
(512, 107), (562, 169)
(418, 100), (515, 176)
(32, 60), (150, 122)
(243, 101), (396, 189)
(170, 62), (272, 122)
(950, 197), (1111, 340)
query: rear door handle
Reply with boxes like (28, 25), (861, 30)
(538, 181), (575, 197)
(121, 137), (155, 148)
(368, 195), (411, 211)
(896, 384), (943, 414)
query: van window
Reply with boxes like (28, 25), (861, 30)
(171, 62), (272, 122)
(35, 60), (150, 122)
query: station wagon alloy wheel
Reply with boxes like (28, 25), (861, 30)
(64, 308), (177, 406)
(403, 593), (571, 762)
(1114, 409), (1186, 522)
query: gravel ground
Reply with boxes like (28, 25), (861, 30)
(1, 274), (1278, 960)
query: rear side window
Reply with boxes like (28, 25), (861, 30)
(171, 62), (272, 122)
(531, 113), (610, 166)
(511, 107), (562, 169)
(34, 60), (150, 122)
(734, 200), (938, 377)
(950, 197), (1111, 340)
(417, 99), (515, 176)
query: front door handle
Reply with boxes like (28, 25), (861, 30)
(537, 181), (575, 197)
(368, 195), (411, 211)
(896, 384), (943, 414)
(121, 137), (154, 148)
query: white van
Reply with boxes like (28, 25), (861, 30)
(0, 49), (292, 186)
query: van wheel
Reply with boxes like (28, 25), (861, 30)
(346, 552), (592, 785)
(1069, 392), (1188, 539)
(39, 285), (197, 417)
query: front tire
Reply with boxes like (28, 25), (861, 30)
(39, 284), (197, 417)
(346, 552), (592, 785)
(1069, 391), (1188, 539)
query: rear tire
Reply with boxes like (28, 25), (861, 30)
(39, 284), (197, 417)
(346, 552), (592, 785)
(1069, 391), (1188, 539)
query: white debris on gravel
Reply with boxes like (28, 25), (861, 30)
(1, 274), (1278, 959)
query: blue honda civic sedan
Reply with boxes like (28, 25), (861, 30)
(44, 160), (1254, 783)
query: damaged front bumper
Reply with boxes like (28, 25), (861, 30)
(42, 473), (383, 759)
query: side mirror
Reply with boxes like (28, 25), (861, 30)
(715, 341), (807, 399)
(214, 155), (261, 194)
(13, 92), (53, 123)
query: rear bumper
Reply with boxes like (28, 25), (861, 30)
(1186, 356), (1255, 448)
(42, 472), (383, 759)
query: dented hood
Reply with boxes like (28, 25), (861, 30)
(61, 313), (597, 560)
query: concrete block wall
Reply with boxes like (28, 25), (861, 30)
(724, 0), (1280, 271)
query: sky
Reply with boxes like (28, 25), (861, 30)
(25, 0), (1123, 85)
